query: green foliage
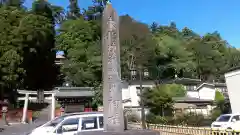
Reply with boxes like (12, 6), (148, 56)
(142, 84), (185, 116)
(119, 15), (155, 79)
(215, 91), (225, 111)
(211, 108), (222, 121)
(0, 0), (24, 8)
(213, 90), (231, 115)
(146, 112), (210, 126)
(0, 6), (27, 98)
(160, 84), (186, 97)
(146, 113), (168, 124)
(67, 0), (81, 19)
(56, 18), (101, 87)
(142, 86), (174, 115)
(20, 1), (58, 91)
(177, 113), (206, 126)
(1, 0), (240, 106)
(0, 0), (64, 102)
(154, 35), (195, 78)
(215, 90), (225, 102)
(92, 83), (103, 106)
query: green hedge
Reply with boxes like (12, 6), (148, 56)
(146, 112), (212, 127)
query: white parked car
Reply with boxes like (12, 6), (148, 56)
(28, 112), (104, 135)
(211, 113), (240, 130)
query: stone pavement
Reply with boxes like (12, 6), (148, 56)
(1, 121), (46, 135)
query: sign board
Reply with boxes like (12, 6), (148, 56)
(62, 124), (78, 131)
(98, 106), (103, 112)
(85, 123), (95, 128)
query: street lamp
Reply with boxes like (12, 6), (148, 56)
(130, 67), (149, 129)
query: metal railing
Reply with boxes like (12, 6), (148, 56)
(128, 122), (240, 135)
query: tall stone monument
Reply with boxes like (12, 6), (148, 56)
(102, 2), (124, 132)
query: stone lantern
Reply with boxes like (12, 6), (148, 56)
(1, 99), (9, 125)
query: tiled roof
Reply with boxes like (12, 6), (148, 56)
(173, 97), (212, 103)
(55, 90), (94, 97)
(195, 82), (226, 91)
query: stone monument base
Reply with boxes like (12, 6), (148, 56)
(78, 130), (159, 135)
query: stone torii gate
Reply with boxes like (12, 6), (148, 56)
(17, 90), (56, 123)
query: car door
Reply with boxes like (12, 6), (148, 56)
(232, 115), (240, 130)
(98, 116), (103, 130)
(55, 117), (80, 135)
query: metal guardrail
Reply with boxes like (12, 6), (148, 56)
(128, 123), (240, 135)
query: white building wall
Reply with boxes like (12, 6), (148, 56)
(122, 84), (153, 118)
(198, 87), (215, 100)
(225, 69), (240, 113)
(186, 91), (199, 98)
(122, 84), (153, 107)
(122, 87), (131, 106)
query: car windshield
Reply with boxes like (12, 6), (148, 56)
(217, 115), (231, 122)
(44, 116), (66, 127)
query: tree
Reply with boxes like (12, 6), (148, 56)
(154, 35), (195, 79)
(119, 15), (156, 79)
(211, 90), (231, 120)
(184, 33), (229, 81)
(17, 0), (60, 102)
(142, 86), (174, 116)
(150, 22), (158, 34)
(162, 84), (186, 97)
(56, 18), (101, 87)
(0, 5), (26, 100)
(215, 90), (231, 114)
(0, 0), (24, 8)
(67, 0), (81, 19)
(82, 0), (107, 21)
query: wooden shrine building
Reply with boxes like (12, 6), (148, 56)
(17, 87), (95, 122)
(55, 87), (94, 113)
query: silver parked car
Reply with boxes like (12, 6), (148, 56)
(29, 112), (104, 135)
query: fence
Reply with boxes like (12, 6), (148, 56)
(128, 123), (240, 135)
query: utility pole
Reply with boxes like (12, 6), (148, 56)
(139, 67), (146, 129)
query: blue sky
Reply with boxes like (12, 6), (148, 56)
(25, 0), (240, 47)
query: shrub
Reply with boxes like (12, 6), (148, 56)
(146, 112), (156, 123)
(211, 108), (221, 121)
(146, 112), (211, 127)
(146, 113), (169, 124)
(126, 111), (140, 122)
(175, 112), (207, 126)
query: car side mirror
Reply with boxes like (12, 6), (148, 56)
(232, 119), (237, 122)
(56, 127), (62, 133)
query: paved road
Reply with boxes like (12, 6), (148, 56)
(1, 104), (50, 135)
(1, 121), (45, 135)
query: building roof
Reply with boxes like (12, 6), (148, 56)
(17, 90), (55, 95)
(159, 78), (202, 85)
(195, 82), (226, 91)
(124, 77), (202, 86)
(55, 87), (94, 97)
(55, 87), (93, 91)
(226, 66), (240, 73)
(55, 90), (94, 97)
(173, 97), (212, 103)
(127, 80), (156, 86)
(174, 103), (196, 109)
